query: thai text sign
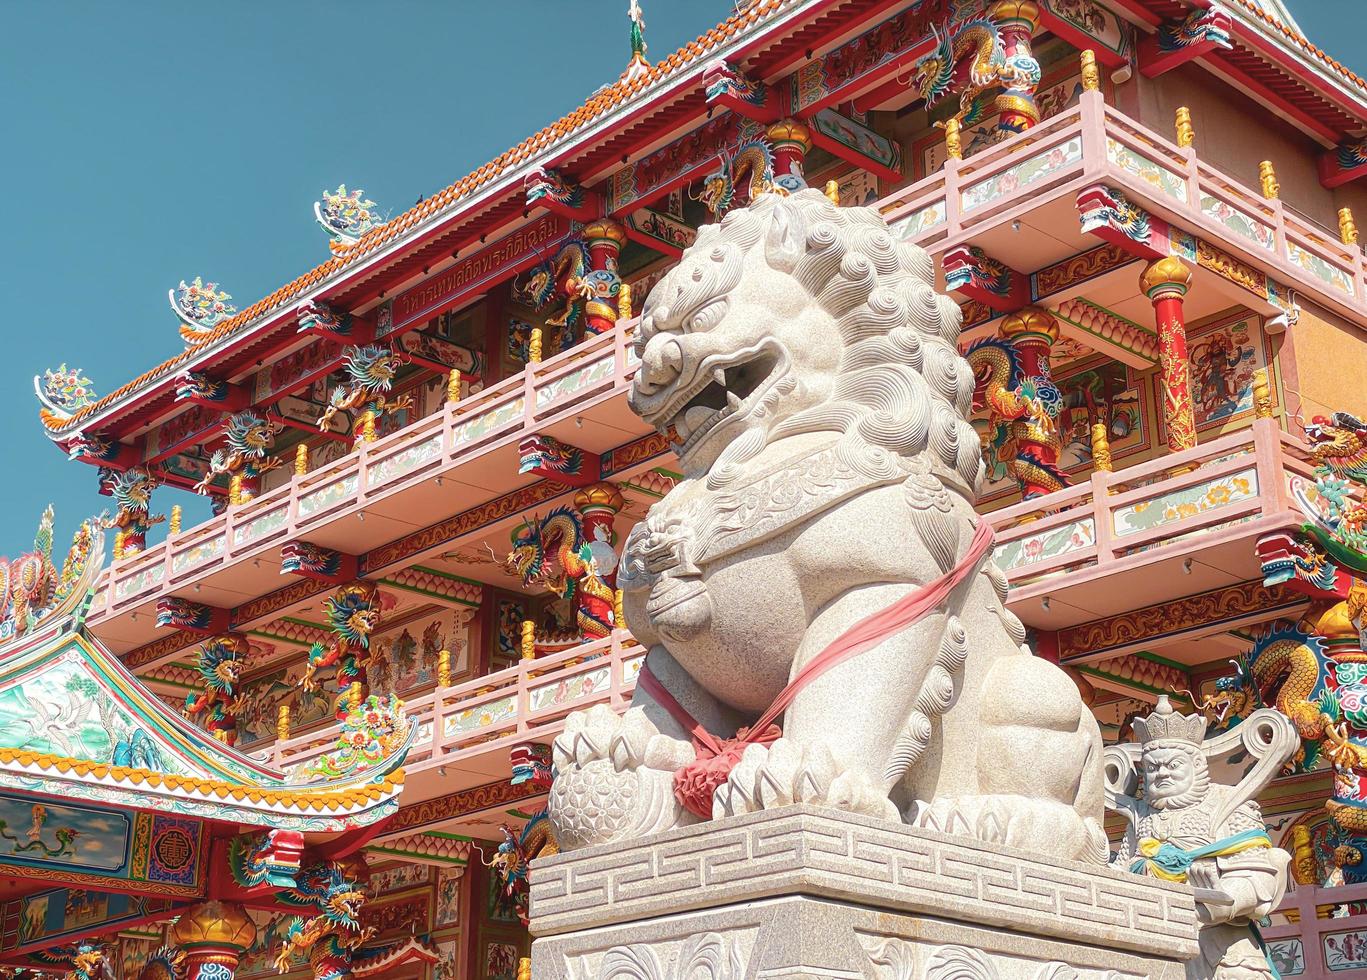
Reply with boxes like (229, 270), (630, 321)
(390, 215), (569, 333)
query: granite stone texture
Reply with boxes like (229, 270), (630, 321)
(529, 806), (1199, 979)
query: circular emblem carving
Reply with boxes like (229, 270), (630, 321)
(154, 828), (194, 872)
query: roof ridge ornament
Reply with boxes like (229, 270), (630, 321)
(623, 0), (650, 82)
(33, 363), (97, 422)
(171, 276), (237, 348)
(316, 183), (385, 250)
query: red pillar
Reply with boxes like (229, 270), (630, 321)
(572, 483), (625, 639)
(170, 901), (256, 980)
(991, 1), (1043, 134)
(767, 119), (812, 192)
(1141, 257), (1197, 453)
(580, 219), (626, 336)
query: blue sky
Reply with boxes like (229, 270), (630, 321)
(0, 0), (1361, 558)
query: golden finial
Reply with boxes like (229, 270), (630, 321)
(1340, 206), (1359, 246)
(113, 530), (126, 559)
(521, 620), (536, 661)
(517, 958), (531, 980)
(824, 180), (840, 205)
(529, 326), (544, 364)
(1258, 160), (1279, 200)
(1080, 50), (1100, 92)
(617, 283), (633, 321)
(614, 588), (625, 629)
(294, 442), (309, 476)
(361, 410), (377, 443)
(944, 117), (963, 161)
(1090, 422), (1113, 472)
(1175, 106), (1194, 148)
(228, 474), (243, 507)
(277, 704), (290, 742)
(437, 649), (451, 688)
(348, 681), (363, 713)
(447, 369), (461, 404)
(169, 504), (182, 535)
(1253, 368), (1273, 419)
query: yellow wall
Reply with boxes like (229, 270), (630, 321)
(1286, 303), (1367, 422)
(1134, 63), (1367, 232)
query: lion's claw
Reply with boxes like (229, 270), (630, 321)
(713, 737), (898, 821)
(549, 705), (697, 849)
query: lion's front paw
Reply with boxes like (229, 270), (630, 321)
(713, 738), (900, 821)
(548, 704), (698, 850)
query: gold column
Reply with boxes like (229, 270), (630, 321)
(1253, 368), (1273, 419)
(1175, 106), (1194, 148)
(169, 505), (182, 534)
(294, 443), (309, 476)
(1090, 422), (1113, 472)
(944, 118), (963, 161)
(1258, 160), (1279, 200)
(1080, 50), (1100, 92)
(1340, 207), (1359, 246)
(521, 620), (536, 661)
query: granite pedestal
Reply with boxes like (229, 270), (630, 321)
(529, 805), (1199, 979)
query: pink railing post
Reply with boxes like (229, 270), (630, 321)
(1252, 417), (1288, 518)
(942, 156), (962, 236)
(1089, 469), (1115, 564)
(1079, 88), (1106, 179)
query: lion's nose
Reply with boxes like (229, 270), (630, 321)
(634, 336), (683, 396)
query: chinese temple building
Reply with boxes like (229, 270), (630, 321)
(16, 0), (1367, 977)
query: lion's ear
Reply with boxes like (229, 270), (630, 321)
(765, 199), (806, 275)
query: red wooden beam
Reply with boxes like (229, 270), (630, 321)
(174, 370), (251, 412)
(804, 105), (903, 182)
(1139, 7), (1232, 79)
(155, 597), (230, 634)
(295, 299), (376, 344)
(65, 434), (142, 470)
(942, 244), (1029, 313)
(1205, 49), (1342, 146)
(1319, 139), (1367, 189)
(280, 542), (360, 584)
(623, 207), (696, 259)
(1038, 8), (1132, 69)
(703, 60), (784, 123)
(523, 167), (603, 222)
(518, 434), (602, 488)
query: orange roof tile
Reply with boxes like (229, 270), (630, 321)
(45, 0), (1367, 441)
(1225, 0), (1367, 93)
(44, 0), (789, 436)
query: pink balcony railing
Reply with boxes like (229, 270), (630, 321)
(988, 418), (1314, 600)
(879, 89), (1365, 322)
(98, 94), (1360, 625)
(95, 321), (641, 620)
(1265, 880), (1367, 978)
(270, 630), (643, 777)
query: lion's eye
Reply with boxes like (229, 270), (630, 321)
(687, 299), (728, 334)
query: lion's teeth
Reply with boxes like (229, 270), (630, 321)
(684, 406), (713, 432)
(712, 367), (726, 386)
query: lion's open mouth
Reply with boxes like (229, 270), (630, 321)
(651, 345), (784, 457)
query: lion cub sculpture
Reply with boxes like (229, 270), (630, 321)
(548, 189), (1105, 863)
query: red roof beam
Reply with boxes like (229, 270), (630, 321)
(1138, 6), (1233, 78)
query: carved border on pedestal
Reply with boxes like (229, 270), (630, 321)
(529, 805), (1198, 960)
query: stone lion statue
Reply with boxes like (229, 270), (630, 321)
(549, 189), (1106, 863)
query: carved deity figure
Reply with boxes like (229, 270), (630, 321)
(547, 189), (1105, 862)
(1107, 697), (1296, 980)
